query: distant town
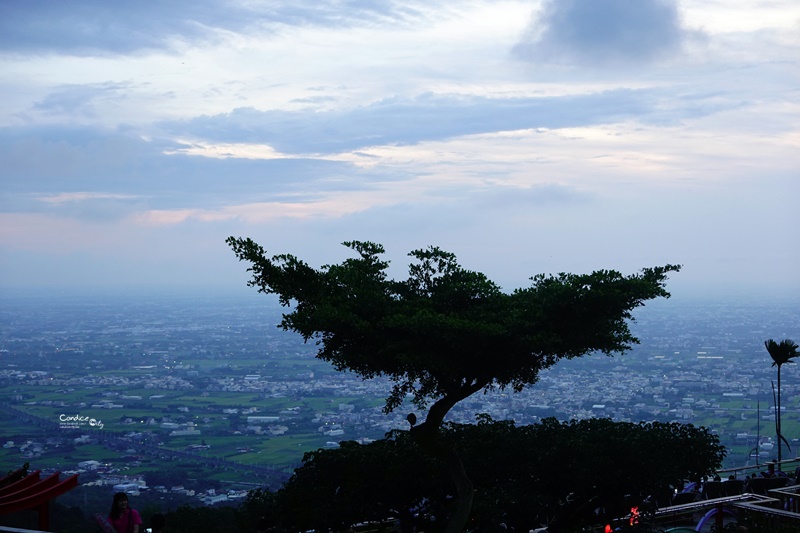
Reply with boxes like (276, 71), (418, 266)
(1, 289), (798, 507)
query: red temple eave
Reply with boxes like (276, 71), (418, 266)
(1, 471), (62, 504)
(0, 472), (79, 531)
(0, 470), (42, 498)
(0, 467), (26, 481)
(0, 472), (79, 514)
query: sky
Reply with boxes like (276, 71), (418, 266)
(0, 0), (798, 300)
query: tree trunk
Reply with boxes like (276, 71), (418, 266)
(409, 382), (485, 533)
(411, 419), (474, 533)
(777, 367), (782, 463)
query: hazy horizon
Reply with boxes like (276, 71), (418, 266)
(1, 279), (798, 308)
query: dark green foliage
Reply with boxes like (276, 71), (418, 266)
(239, 488), (279, 532)
(227, 238), (680, 412)
(0, 462), (29, 488)
(272, 431), (446, 532)
(50, 504), (89, 533)
(227, 238), (681, 531)
(161, 504), (243, 533)
(254, 418), (725, 532)
(765, 338), (799, 368)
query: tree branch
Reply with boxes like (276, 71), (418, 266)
(409, 379), (489, 533)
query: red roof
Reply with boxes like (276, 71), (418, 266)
(0, 468), (79, 531)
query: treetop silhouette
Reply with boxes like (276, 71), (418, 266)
(227, 237), (681, 531)
(228, 238), (679, 412)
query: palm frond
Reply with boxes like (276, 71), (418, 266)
(765, 339), (800, 367)
(780, 433), (792, 454)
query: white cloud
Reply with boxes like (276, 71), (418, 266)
(682, 0), (800, 34)
(37, 192), (142, 204)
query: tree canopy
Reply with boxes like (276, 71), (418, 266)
(253, 418), (725, 532)
(227, 238), (680, 414)
(227, 237), (681, 531)
(765, 338), (799, 368)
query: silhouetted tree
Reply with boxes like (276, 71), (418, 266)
(164, 504), (241, 533)
(274, 431), (444, 532)
(765, 338), (799, 463)
(257, 418), (724, 532)
(227, 238), (680, 532)
(239, 489), (279, 532)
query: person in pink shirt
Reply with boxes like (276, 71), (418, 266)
(108, 492), (142, 533)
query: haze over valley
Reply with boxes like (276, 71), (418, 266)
(1, 290), (798, 506)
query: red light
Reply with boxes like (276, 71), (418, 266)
(629, 506), (640, 526)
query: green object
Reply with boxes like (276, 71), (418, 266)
(228, 237), (681, 533)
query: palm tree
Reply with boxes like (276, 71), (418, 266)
(765, 338), (800, 464)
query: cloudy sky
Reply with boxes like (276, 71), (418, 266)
(1, 0), (798, 299)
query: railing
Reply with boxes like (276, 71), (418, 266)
(652, 481), (800, 532)
(0, 527), (49, 533)
(717, 457), (800, 480)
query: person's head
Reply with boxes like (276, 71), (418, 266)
(150, 513), (165, 532)
(110, 492), (130, 518)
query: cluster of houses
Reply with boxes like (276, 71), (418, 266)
(77, 459), (249, 505)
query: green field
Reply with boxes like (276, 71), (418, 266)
(4, 369), (798, 479)
(0, 377), (388, 480)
